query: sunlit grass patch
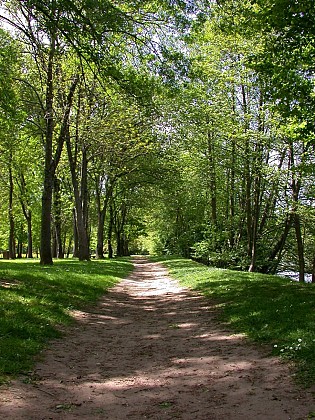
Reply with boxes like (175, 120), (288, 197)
(0, 258), (132, 383)
(154, 256), (315, 387)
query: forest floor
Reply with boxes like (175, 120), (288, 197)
(0, 257), (314, 419)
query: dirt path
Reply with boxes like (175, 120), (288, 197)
(0, 257), (314, 419)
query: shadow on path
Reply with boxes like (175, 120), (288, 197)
(0, 257), (314, 419)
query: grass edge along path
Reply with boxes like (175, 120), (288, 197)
(152, 256), (315, 388)
(0, 258), (132, 384)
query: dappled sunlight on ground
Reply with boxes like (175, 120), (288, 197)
(0, 257), (314, 419)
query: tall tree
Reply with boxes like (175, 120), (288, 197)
(0, 29), (23, 258)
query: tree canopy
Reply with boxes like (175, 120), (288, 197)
(0, 0), (314, 281)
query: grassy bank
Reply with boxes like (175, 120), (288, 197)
(153, 256), (315, 387)
(0, 258), (132, 383)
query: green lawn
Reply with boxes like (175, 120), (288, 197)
(153, 256), (315, 387)
(0, 258), (132, 383)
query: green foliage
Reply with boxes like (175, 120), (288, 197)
(156, 257), (315, 387)
(0, 28), (20, 119)
(0, 258), (132, 382)
(1, 0), (315, 277)
(192, 238), (249, 270)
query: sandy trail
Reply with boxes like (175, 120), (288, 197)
(0, 257), (314, 419)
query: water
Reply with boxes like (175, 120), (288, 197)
(277, 270), (312, 283)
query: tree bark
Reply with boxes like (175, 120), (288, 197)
(8, 163), (15, 259)
(26, 214), (33, 258)
(66, 129), (90, 261)
(108, 203), (114, 259)
(207, 126), (217, 226)
(95, 177), (113, 259)
(248, 148), (261, 272)
(72, 207), (79, 257)
(294, 213), (305, 282)
(115, 201), (129, 257)
(17, 240), (22, 258)
(241, 84), (252, 259)
(249, 90), (264, 272)
(40, 32), (56, 265)
(17, 173), (33, 258)
(96, 206), (106, 258)
(40, 59), (78, 264)
(229, 134), (236, 248)
(290, 142), (305, 282)
(53, 176), (64, 258)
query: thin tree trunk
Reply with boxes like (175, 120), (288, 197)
(115, 202), (128, 257)
(40, 32), (56, 265)
(81, 147), (89, 239)
(17, 173), (33, 258)
(26, 214), (33, 258)
(17, 240), (22, 258)
(108, 203), (114, 259)
(248, 154), (261, 272)
(95, 177), (104, 259)
(229, 135), (236, 247)
(8, 163), (15, 260)
(53, 176), (64, 258)
(249, 90), (264, 272)
(96, 179), (112, 259)
(66, 129), (90, 261)
(242, 97), (252, 257)
(96, 208), (106, 258)
(52, 226), (57, 258)
(207, 126), (217, 226)
(289, 142), (305, 282)
(72, 208), (79, 257)
(294, 213), (305, 282)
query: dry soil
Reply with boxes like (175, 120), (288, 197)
(0, 257), (314, 419)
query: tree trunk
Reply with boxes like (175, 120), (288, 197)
(52, 226), (57, 258)
(40, 32), (56, 265)
(72, 207), (79, 257)
(53, 176), (64, 258)
(114, 201), (128, 257)
(229, 134), (236, 248)
(248, 156), (261, 272)
(290, 142), (305, 282)
(26, 213), (33, 258)
(240, 83), (253, 258)
(17, 173), (33, 258)
(108, 203), (114, 259)
(294, 213), (305, 282)
(207, 126), (217, 226)
(66, 129), (90, 261)
(8, 164), (15, 260)
(95, 178), (113, 259)
(96, 207), (106, 259)
(40, 30), (78, 264)
(17, 240), (22, 258)
(262, 213), (293, 274)
(249, 90), (264, 272)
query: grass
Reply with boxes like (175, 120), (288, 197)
(152, 256), (315, 387)
(0, 257), (132, 383)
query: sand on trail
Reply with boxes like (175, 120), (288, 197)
(0, 257), (314, 419)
